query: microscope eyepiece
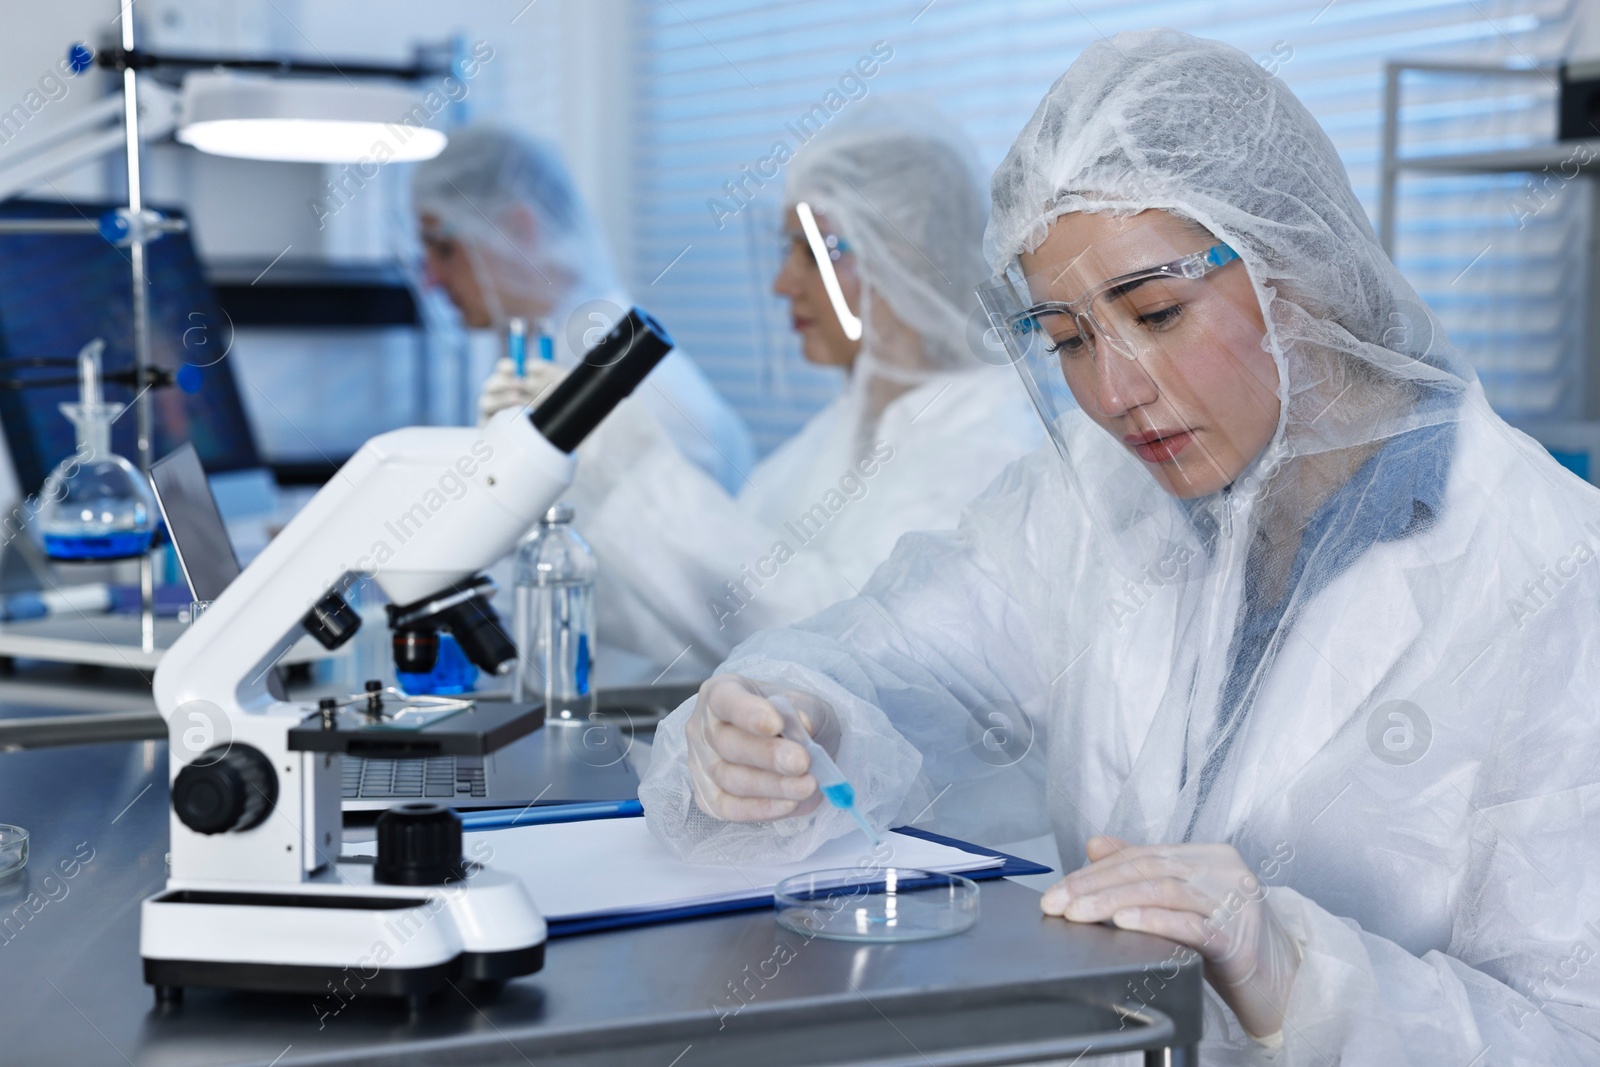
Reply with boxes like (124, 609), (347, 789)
(530, 307), (673, 453)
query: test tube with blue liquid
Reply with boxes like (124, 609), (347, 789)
(508, 316), (528, 377)
(769, 693), (880, 846)
(537, 320), (554, 365)
(508, 317), (554, 381)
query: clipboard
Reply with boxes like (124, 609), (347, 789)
(545, 821), (1051, 938)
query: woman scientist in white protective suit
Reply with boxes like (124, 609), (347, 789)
(640, 31), (1600, 1063)
(538, 100), (1042, 681)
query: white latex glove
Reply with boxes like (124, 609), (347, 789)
(686, 674), (841, 822)
(1042, 836), (1302, 1042)
(476, 358), (568, 425)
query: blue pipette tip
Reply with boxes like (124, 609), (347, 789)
(820, 781), (880, 846)
(848, 808), (881, 846)
(820, 781), (854, 808)
(772, 694), (881, 847)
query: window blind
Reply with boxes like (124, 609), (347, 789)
(631, 0), (1580, 454)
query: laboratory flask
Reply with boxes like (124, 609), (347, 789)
(38, 339), (157, 561)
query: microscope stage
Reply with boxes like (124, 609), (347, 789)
(287, 700), (545, 759)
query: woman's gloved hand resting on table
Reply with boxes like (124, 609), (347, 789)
(685, 675), (840, 823)
(477, 357), (568, 425)
(1044, 835), (1302, 1043)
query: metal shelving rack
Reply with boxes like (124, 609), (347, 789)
(1378, 59), (1600, 419)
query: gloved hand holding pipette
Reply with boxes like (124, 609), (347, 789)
(685, 675), (870, 834)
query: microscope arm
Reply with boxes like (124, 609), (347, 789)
(150, 309), (672, 887)
(152, 412), (571, 721)
(153, 308), (673, 724)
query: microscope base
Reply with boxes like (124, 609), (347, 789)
(142, 943), (545, 998)
(139, 864), (546, 1004)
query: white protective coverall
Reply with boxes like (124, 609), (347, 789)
(641, 30), (1600, 1063)
(411, 126), (755, 493)
(566, 101), (1041, 680)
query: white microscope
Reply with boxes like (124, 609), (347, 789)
(139, 309), (673, 1007)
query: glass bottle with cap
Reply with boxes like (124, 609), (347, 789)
(513, 502), (596, 720)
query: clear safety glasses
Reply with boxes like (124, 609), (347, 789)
(788, 201), (862, 341)
(974, 235), (1254, 467)
(980, 243), (1240, 364)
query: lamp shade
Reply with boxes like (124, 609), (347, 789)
(177, 72), (447, 164)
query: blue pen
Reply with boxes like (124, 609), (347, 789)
(461, 798), (642, 831)
(508, 316), (528, 377)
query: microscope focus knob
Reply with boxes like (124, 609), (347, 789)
(375, 802), (464, 886)
(171, 745), (278, 835)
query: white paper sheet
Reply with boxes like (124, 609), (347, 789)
(348, 818), (1001, 922)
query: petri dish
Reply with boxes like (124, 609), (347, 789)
(0, 825), (28, 878)
(774, 867), (979, 943)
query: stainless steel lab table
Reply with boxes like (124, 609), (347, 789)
(0, 737), (1203, 1066)
(0, 662), (163, 749)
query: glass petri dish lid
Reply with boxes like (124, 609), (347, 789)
(774, 867), (979, 943)
(0, 824), (28, 878)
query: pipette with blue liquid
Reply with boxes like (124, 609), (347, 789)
(769, 693), (880, 846)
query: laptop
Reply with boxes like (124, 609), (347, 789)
(149, 443), (639, 812)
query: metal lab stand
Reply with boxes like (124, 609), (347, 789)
(0, 735), (1203, 1065)
(1378, 59), (1600, 418)
(0, 5), (175, 655)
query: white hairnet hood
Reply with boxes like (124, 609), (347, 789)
(412, 125), (622, 320)
(413, 125), (756, 494)
(986, 28), (1468, 461)
(786, 97), (991, 379)
(778, 97), (999, 452)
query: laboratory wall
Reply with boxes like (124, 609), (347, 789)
(0, 1), (630, 470)
(626, 1), (1595, 452)
(1, 1), (1599, 466)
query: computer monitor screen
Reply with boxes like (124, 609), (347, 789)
(0, 199), (259, 496)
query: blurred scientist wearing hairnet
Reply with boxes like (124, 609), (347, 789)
(411, 126), (754, 493)
(642, 30), (1600, 1063)
(561, 98), (1041, 682)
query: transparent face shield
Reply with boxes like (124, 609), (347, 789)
(976, 219), (1280, 504)
(788, 201), (862, 341)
